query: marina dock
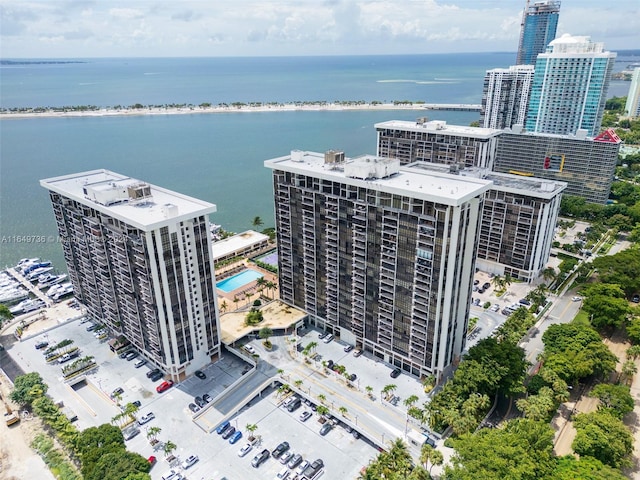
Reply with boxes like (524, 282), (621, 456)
(6, 268), (53, 307)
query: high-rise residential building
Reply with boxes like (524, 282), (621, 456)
(516, 0), (561, 65)
(494, 126), (621, 204)
(625, 68), (640, 118)
(376, 120), (502, 170)
(411, 163), (566, 282)
(481, 65), (535, 130)
(265, 150), (491, 378)
(525, 34), (616, 136)
(40, 170), (221, 381)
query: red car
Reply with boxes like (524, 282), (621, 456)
(148, 456), (156, 467)
(156, 380), (174, 393)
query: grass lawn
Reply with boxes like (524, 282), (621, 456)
(572, 309), (591, 326)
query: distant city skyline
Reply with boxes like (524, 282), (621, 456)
(1, 0), (638, 58)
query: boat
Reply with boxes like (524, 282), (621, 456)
(23, 261), (52, 276)
(16, 258), (39, 269)
(9, 298), (45, 315)
(0, 288), (29, 304)
(27, 266), (54, 281)
(39, 274), (68, 288)
(52, 284), (74, 302)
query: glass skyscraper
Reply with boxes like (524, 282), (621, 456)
(516, 0), (561, 65)
(525, 34), (616, 137)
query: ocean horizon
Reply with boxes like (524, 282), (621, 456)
(0, 53), (635, 270)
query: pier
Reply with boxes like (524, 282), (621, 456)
(421, 103), (481, 112)
(6, 268), (53, 307)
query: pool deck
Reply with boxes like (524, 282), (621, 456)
(215, 260), (280, 314)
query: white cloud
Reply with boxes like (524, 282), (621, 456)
(0, 0), (637, 58)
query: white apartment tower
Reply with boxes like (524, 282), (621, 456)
(481, 65), (535, 130)
(626, 68), (640, 118)
(265, 150), (491, 378)
(525, 34), (616, 136)
(41, 170), (221, 381)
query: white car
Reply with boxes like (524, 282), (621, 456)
(137, 412), (155, 425)
(181, 455), (199, 469)
(295, 460), (310, 476)
(238, 443), (253, 457)
(572, 296), (582, 302)
(245, 345), (256, 355)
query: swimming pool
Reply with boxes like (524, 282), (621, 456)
(216, 269), (264, 293)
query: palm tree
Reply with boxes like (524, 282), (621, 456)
(316, 405), (329, 417)
(382, 384), (397, 401)
(123, 401), (140, 422)
(147, 426), (162, 444)
(338, 406), (348, 416)
(622, 359), (638, 383)
(252, 216), (264, 230)
(163, 439), (177, 458)
(542, 267), (556, 284)
(246, 423), (258, 442)
(491, 274), (505, 290)
(627, 345), (640, 360)
(318, 394), (327, 404)
(307, 341), (318, 354)
(365, 385), (374, 398)
(233, 296), (240, 311)
(245, 291), (254, 306)
(403, 394), (419, 409)
(220, 300), (228, 313)
(266, 281), (277, 299)
(294, 379), (303, 389)
(256, 276), (267, 294)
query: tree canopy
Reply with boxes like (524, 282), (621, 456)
(582, 283), (632, 329)
(546, 455), (628, 480)
(572, 410), (634, 469)
(10, 372), (48, 406)
(87, 451), (151, 480)
(445, 419), (555, 480)
(589, 383), (634, 419)
(592, 249), (640, 297)
(541, 323), (617, 383)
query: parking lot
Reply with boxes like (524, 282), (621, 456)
(8, 317), (385, 479)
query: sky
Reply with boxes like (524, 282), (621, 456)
(1, 0), (638, 58)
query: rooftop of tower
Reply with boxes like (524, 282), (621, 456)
(264, 150), (492, 206)
(40, 169), (217, 230)
(375, 119), (502, 140)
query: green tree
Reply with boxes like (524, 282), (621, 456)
(252, 216), (264, 229)
(446, 418), (555, 479)
(162, 439), (177, 458)
(0, 304), (13, 328)
(259, 326), (273, 340)
(572, 410), (634, 468)
(627, 344), (640, 359)
(582, 283), (631, 329)
(516, 387), (557, 421)
(546, 455), (628, 480)
(77, 424), (126, 479)
(626, 317), (640, 344)
(10, 372), (48, 406)
(592, 249), (640, 297)
(86, 451), (151, 480)
(589, 383), (634, 418)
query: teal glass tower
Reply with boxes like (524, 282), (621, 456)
(516, 0), (560, 65)
(525, 34), (616, 136)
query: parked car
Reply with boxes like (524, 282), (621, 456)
(150, 370), (164, 382)
(272, 441), (290, 459)
(35, 341), (49, 350)
(194, 396), (206, 407)
(195, 370), (206, 379)
(125, 351), (139, 361)
(119, 350), (131, 359)
(132, 400), (141, 408)
(160, 470), (182, 480)
(633, 294), (640, 303)
(245, 345), (257, 355)
(148, 455), (157, 466)
(238, 443), (253, 457)
(295, 460), (310, 476)
(222, 426), (236, 439)
(229, 430), (243, 444)
(483, 282), (491, 289)
(251, 449), (270, 468)
(323, 333), (334, 343)
(111, 387), (124, 398)
(134, 359), (146, 368)
(473, 279), (479, 285)
(275, 466), (290, 479)
(353, 348), (363, 357)
(288, 453), (303, 469)
(138, 412), (155, 425)
(216, 421), (230, 434)
(518, 298), (531, 306)
(349, 373), (357, 382)
(287, 398), (302, 412)
(299, 411), (312, 422)
(279, 451), (293, 465)
(318, 332), (328, 339)
(156, 380), (174, 393)
(343, 344), (354, 353)
(390, 368), (401, 378)
(572, 296), (582, 302)
(123, 426), (140, 440)
(490, 304), (500, 312)
(188, 403), (200, 413)
(352, 430), (360, 439)
(146, 368), (161, 378)
(181, 455), (199, 469)
(203, 393), (212, 403)
(319, 423), (332, 436)
(303, 459), (324, 478)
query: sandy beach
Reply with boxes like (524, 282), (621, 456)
(0, 102), (480, 120)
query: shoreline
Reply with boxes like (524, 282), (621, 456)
(0, 102), (481, 120)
